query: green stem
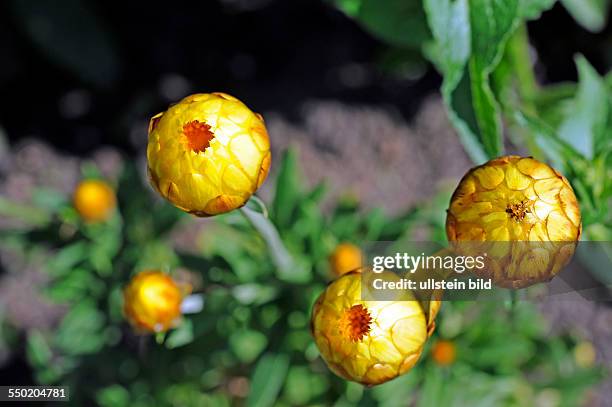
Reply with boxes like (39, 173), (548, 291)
(509, 290), (519, 324)
(240, 203), (294, 273)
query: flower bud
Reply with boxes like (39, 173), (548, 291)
(431, 340), (456, 366)
(310, 271), (438, 385)
(329, 243), (363, 277)
(147, 93), (271, 216)
(73, 179), (116, 222)
(123, 271), (188, 333)
(446, 156), (581, 288)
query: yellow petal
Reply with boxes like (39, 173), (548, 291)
(559, 186), (581, 227)
(516, 157), (556, 179)
(547, 211), (577, 241)
(505, 164), (532, 190)
(473, 166), (505, 190)
(534, 178), (564, 204)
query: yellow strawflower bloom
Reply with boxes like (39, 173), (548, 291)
(147, 92), (271, 216)
(73, 179), (116, 222)
(123, 271), (189, 333)
(310, 271), (438, 385)
(329, 243), (363, 277)
(446, 156), (581, 288)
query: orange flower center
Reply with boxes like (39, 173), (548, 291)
(340, 304), (372, 342)
(183, 120), (214, 153)
(506, 200), (531, 222)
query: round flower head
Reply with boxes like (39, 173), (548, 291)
(329, 243), (363, 277)
(310, 270), (438, 385)
(123, 271), (188, 333)
(446, 156), (581, 288)
(147, 93), (271, 216)
(73, 179), (116, 222)
(431, 340), (456, 366)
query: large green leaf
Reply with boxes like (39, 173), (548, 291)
(426, 0), (521, 162)
(424, 0), (486, 162)
(424, 0), (471, 90)
(470, 0), (520, 72)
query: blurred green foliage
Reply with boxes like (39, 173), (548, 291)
(0, 149), (604, 406)
(0, 0), (610, 405)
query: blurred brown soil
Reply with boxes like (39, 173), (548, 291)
(261, 96), (472, 214)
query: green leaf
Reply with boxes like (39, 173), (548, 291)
(53, 301), (106, 355)
(47, 242), (88, 277)
(96, 385), (130, 407)
(26, 330), (52, 366)
(31, 188), (67, 212)
(513, 110), (583, 161)
(165, 319), (194, 349)
(446, 70), (490, 163)
(470, 0), (520, 72)
(560, 0), (610, 32)
(45, 268), (99, 302)
(0, 197), (51, 227)
(371, 371), (420, 406)
(272, 149), (302, 229)
(283, 366), (328, 405)
(424, 0), (483, 163)
(246, 353), (289, 407)
(424, 0), (471, 90)
(531, 81), (577, 129)
(558, 55), (609, 159)
(467, 0), (520, 158)
(425, 0), (523, 162)
(419, 365), (449, 407)
(230, 330), (268, 363)
(232, 284), (280, 305)
(335, 0), (430, 48)
(467, 61), (503, 158)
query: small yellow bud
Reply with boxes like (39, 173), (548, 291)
(123, 271), (187, 333)
(329, 243), (363, 277)
(146, 92), (271, 216)
(310, 271), (438, 385)
(574, 341), (596, 368)
(73, 179), (116, 222)
(446, 156), (581, 288)
(431, 340), (456, 366)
